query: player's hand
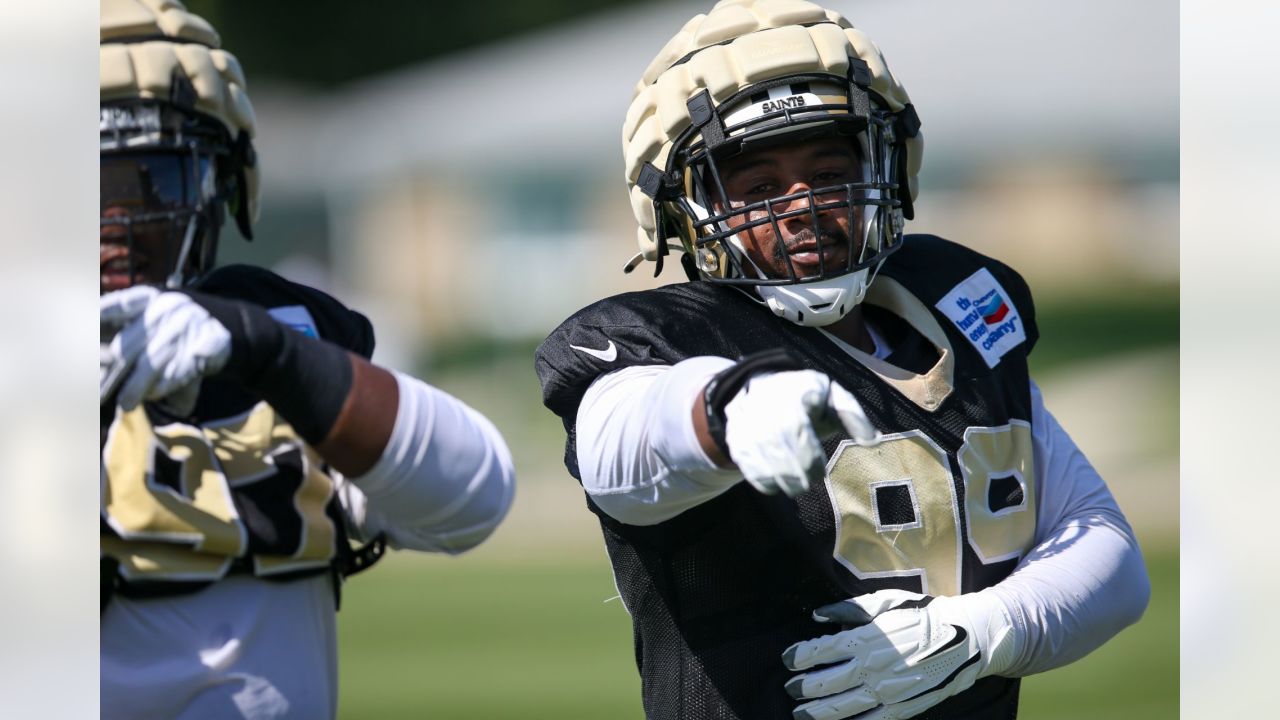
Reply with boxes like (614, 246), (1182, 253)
(781, 589), (1018, 720)
(101, 285), (159, 404)
(100, 288), (232, 413)
(723, 370), (877, 497)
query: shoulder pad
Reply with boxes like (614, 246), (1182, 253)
(884, 235), (1038, 360)
(196, 265), (375, 357)
(535, 284), (733, 420)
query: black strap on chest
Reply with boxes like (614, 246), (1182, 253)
(330, 532), (388, 612)
(100, 529), (388, 615)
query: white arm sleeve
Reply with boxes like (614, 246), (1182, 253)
(990, 379), (1150, 676)
(576, 357), (743, 526)
(335, 371), (515, 554)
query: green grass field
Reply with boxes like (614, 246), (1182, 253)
(336, 543), (1177, 719)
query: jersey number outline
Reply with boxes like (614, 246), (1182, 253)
(824, 421), (1035, 596)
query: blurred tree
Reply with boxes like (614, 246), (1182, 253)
(184, 0), (646, 87)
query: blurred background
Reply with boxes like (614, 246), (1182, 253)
(187, 0), (1180, 716)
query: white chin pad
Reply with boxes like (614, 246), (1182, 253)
(759, 269), (870, 327)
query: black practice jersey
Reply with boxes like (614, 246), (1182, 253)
(536, 235), (1039, 720)
(101, 264), (375, 598)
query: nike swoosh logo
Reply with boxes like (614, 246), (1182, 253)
(920, 624), (968, 660)
(570, 340), (618, 362)
(901, 625), (979, 702)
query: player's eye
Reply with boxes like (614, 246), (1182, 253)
(742, 180), (777, 196)
(813, 168), (851, 185)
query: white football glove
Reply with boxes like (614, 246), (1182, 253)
(100, 287), (232, 414)
(723, 370), (878, 497)
(101, 285), (158, 405)
(781, 589), (1019, 720)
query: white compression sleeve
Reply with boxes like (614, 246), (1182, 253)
(990, 380), (1150, 676)
(576, 357), (742, 526)
(338, 371), (514, 554)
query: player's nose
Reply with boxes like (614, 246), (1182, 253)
(774, 180), (836, 234)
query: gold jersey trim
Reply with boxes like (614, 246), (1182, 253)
(821, 276), (956, 411)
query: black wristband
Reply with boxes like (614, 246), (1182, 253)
(702, 348), (804, 460)
(182, 290), (354, 445)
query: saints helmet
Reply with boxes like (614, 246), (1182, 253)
(100, 0), (259, 291)
(622, 0), (922, 326)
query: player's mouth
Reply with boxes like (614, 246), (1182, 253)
(785, 238), (849, 274)
(100, 244), (150, 292)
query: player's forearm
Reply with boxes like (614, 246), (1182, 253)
(990, 510), (1148, 676)
(313, 356), (398, 475)
(990, 382), (1150, 676)
(342, 372), (515, 553)
(577, 357), (741, 526)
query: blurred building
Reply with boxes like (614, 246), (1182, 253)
(228, 0), (1177, 368)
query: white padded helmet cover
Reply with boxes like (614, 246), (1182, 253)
(621, 0), (922, 262)
(100, 0), (259, 224)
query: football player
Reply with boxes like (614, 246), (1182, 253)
(535, 2), (1149, 718)
(99, 2), (514, 718)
